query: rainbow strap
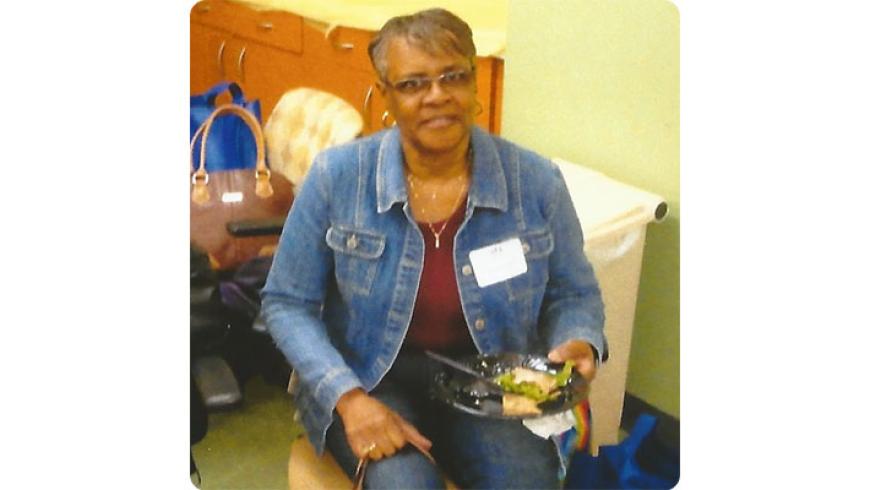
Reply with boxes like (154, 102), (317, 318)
(572, 400), (592, 452)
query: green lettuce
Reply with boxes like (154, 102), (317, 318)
(494, 361), (575, 403)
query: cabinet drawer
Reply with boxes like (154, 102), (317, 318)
(232, 7), (303, 55)
(303, 22), (376, 74)
(190, 0), (237, 32)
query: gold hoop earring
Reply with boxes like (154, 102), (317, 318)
(474, 101), (483, 116)
(381, 110), (396, 128)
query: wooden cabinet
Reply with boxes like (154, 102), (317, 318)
(189, 21), (227, 91)
(190, 1), (306, 115)
(190, 0), (503, 135)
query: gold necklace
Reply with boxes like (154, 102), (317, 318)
(406, 147), (473, 249)
(407, 176), (468, 249)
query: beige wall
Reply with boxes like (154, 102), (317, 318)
(501, 0), (679, 417)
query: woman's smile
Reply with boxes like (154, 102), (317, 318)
(420, 115), (460, 129)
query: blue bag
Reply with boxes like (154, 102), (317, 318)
(190, 82), (262, 172)
(564, 413), (679, 489)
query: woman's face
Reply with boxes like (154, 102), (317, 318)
(379, 37), (477, 157)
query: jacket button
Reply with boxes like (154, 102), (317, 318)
(462, 265), (473, 276)
(474, 318), (485, 330)
(522, 242), (530, 253)
(347, 235), (358, 250)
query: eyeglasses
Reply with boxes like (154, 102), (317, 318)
(383, 69), (475, 96)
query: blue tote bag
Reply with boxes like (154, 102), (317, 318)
(564, 413), (679, 489)
(190, 82), (263, 172)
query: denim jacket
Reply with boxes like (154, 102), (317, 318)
(262, 126), (606, 454)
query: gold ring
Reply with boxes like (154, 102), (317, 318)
(360, 442), (377, 455)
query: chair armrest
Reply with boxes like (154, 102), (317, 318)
(226, 217), (286, 237)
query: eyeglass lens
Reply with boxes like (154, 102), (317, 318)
(392, 70), (472, 95)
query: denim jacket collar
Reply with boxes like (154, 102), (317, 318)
(376, 126), (508, 214)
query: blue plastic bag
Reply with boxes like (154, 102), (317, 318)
(190, 82), (262, 172)
(565, 413), (679, 489)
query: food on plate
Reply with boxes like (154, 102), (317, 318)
(495, 361), (575, 416)
(502, 393), (543, 416)
(511, 367), (558, 393)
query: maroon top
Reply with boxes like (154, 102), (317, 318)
(404, 198), (475, 353)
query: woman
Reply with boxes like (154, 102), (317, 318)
(262, 8), (606, 489)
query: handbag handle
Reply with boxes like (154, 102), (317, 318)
(351, 441), (437, 490)
(200, 81), (247, 106)
(190, 104), (273, 204)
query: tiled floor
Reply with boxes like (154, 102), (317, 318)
(192, 376), (304, 490)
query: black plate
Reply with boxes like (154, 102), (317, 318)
(429, 352), (589, 419)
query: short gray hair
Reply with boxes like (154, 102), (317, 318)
(368, 8), (477, 81)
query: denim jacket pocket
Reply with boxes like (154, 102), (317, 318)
(504, 228), (554, 327)
(326, 225), (386, 296)
(506, 226), (553, 300)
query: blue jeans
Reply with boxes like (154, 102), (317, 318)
(325, 349), (561, 489)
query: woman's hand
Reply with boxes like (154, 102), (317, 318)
(335, 388), (432, 461)
(548, 340), (598, 382)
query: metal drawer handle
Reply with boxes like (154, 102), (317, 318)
(363, 85), (373, 133)
(326, 25), (354, 50)
(258, 21), (273, 31)
(217, 40), (226, 78)
(237, 46), (247, 82)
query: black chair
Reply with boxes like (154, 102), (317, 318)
(220, 218), (292, 388)
(190, 215), (292, 413)
(190, 244), (244, 410)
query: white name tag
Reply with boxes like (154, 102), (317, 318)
(468, 237), (528, 288)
